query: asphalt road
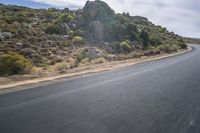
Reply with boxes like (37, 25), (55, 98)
(0, 44), (200, 133)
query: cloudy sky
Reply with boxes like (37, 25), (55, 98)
(2, 0), (200, 38)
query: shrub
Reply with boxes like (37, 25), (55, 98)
(149, 37), (161, 46)
(139, 30), (149, 47)
(56, 63), (69, 71)
(156, 44), (178, 53)
(179, 43), (187, 49)
(73, 30), (85, 37)
(128, 51), (144, 58)
(0, 53), (32, 76)
(92, 57), (106, 64)
(64, 40), (73, 46)
(129, 31), (139, 41)
(76, 53), (85, 62)
(120, 41), (132, 53)
(45, 24), (60, 34)
(72, 36), (86, 45)
(170, 45), (179, 52)
(177, 38), (187, 49)
(111, 41), (132, 53)
(56, 13), (75, 23)
(156, 45), (169, 53)
(3, 14), (30, 24)
(111, 41), (121, 53)
(116, 54), (128, 61)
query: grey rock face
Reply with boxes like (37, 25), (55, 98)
(76, 15), (86, 26)
(88, 21), (104, 43)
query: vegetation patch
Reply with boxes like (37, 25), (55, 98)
(72, 36), (86, 45)
(0, 53), (32, 76)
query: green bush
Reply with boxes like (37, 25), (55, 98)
(139, 30), (150, 47)
(73, 30), (85, 37)
(111, 41), (132, 53)
(179, 43), (187, 49)
(92, 57), (106, 64)
(128, 51), (144, 58)
(0, 54), (32, 76)
(170, 45), (179, 52)
(116, 54), (129, 61)
(149, 37), (161, 45)
(120, 41), (132, 53)
(56, 13), (75, 23)
(156, 44), (178, 53)
(111, 41), (121, 53)
(44, 13), (76, 35)
(3, 14), (30, 24)
(75, 53), (86, 66)
(45, 24), (60, 34)
(56, 63), (69, 71)
(72, 36), (86, 45)
(156, 45), (169, 53)
(176, 38), (187, 49)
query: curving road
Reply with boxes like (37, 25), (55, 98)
(0, 44), (200, 133)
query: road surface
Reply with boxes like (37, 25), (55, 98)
(0, 44), (200, 133)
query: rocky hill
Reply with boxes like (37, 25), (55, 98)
(0, 1), (186, 75)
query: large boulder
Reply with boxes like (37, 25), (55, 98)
(2, 32), (12, 38)
(84, 47), (104, 60)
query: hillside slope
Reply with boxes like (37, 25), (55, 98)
(0, 1), (186, 75)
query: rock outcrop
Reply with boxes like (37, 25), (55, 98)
(82, 0), (115, 44)
(83, 0), (114, 22)
(84, 47), (104, 60)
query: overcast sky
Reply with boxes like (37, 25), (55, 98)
(2, 0), (200, 38)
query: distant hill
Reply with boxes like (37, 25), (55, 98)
(183, 37), (200, 44)
(0, 0), (186, 75)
